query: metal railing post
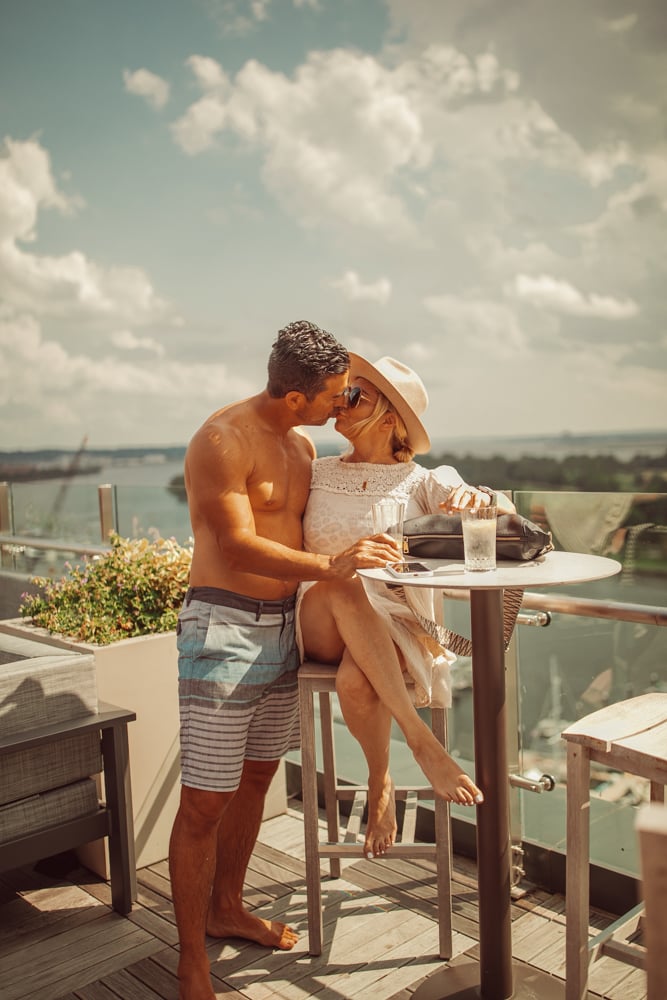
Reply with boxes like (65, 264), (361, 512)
(0, 483), (14, 569)
(0, 483), (12, 534)
(98, 484), (118, 542)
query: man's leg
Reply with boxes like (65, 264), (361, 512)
(336, 653), (397, 857)
(169, 785), (234, 1000)
(301, 576), (483, 806)
(207, 757), (298, 949)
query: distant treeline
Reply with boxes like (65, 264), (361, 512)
(421, 448), (667, 493)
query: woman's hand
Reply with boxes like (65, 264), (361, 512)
(439, 484), (494, 512)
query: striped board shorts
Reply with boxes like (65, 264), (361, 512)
(176, 586), (301, 792)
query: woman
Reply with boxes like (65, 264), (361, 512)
(298, 354), (515, 858)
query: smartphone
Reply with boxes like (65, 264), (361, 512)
(386, 561), (434, 578)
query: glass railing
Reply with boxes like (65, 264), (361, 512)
(442, 490), (667, 880)
(0, 480), (192, 578)
(1, 480), (665, 885)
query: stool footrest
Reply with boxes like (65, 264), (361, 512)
(319, 842), (440, 858)
(336, 785), (435, 800)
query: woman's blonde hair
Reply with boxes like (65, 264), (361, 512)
(345, 392), (415, 463)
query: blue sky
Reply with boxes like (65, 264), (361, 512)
(1, 0), (666, 449)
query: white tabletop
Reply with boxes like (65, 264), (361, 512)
(358, 549), (621, 590)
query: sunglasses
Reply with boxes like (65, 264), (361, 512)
(343, 385), (373, 408)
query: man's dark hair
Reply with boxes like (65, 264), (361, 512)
(267, 320), (349, 400)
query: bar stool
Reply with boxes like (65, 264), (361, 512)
(562, 692), (667, 1000)
(298, 659), (453, 958)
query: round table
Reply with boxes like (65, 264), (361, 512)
(360, 551), (621, 1000)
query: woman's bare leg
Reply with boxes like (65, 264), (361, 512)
(300, 577), (483, 806)
(336, 652), (397, 857)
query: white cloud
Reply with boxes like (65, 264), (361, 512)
(0, 138), (174, 326)
(510, 274), (639, 319)
(186, 54), (229, 91)
(0, 137), (79, 242)
(123, 68), (170, 110)
(111, 330), (166, 357)
(251, 0), (271, 20)
(170, 49), (437, 236)
(0, 309), (254, 446)
(330, 270), (392, 304)
(170, 96), (227, 154)
(423, 295), (526, 353)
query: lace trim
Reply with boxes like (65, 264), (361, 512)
(311, 456), (424, 497)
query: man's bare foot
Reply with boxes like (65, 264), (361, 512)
(364, 774), (397, 858)
(410, 729), (483, 806)
(177, 957), (216, 1000)
(206, 908), (298, 950)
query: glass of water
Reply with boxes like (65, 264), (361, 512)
(371, 500), (406, 552)
(461, 504), (497, 571)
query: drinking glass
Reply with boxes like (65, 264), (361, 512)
(371, 500), (406, 552)
(462, 505), (497, 571)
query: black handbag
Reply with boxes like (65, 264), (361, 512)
(402, 512), (553, 562)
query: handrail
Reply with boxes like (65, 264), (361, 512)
(0, 534), (109, 558)
(520, 591), (667, 628)
(442, 588), (667, 628)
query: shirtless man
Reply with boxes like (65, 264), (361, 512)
(169, 321), (400, 1000)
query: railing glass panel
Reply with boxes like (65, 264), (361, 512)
(113, 484), (191, 545)
(511, 490), (667, 878)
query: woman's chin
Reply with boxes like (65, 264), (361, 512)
(334, 416), (351, 437)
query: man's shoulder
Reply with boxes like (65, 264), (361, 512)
(186, 400), (252, 461)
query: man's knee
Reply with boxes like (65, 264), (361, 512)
(177, 784), (235, 830)
(240, 757), (281, 793)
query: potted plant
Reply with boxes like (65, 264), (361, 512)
(1, 534), (287, 874)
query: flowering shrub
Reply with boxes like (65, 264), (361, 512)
(20, 533), (192, 645)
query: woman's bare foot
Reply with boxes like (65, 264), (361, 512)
(410, 729), (483, 806)
(364, 774), (397, 858)
(206, 908), (298, 950)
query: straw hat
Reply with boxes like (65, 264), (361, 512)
(348, 354), (431, 454)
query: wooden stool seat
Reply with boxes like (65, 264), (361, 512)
(562, 692), (667, 1000)
(298, 659), (453, 958)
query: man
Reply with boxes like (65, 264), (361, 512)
(169, 320), (399, 1000)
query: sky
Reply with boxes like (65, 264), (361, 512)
(1, 0), (666, 451)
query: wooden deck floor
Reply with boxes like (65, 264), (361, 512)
(0, 804), (648, 1000)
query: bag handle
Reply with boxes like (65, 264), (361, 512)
(414, 587), (524, 658)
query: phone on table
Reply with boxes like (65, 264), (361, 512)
(386, 560), (434, 578)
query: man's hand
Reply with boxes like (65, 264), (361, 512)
(329, 534), (402, 579)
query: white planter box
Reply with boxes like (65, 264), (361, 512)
(0, 621), (287, 875)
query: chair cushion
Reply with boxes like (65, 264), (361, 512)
(0, 778), (99, 845)
(0, 733), (102, 806)
(0, 651), (98, 737)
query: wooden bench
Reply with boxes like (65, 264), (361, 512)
(562, 693), (667, 1000)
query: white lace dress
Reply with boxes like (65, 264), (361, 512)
(299, 455), (466, 708)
